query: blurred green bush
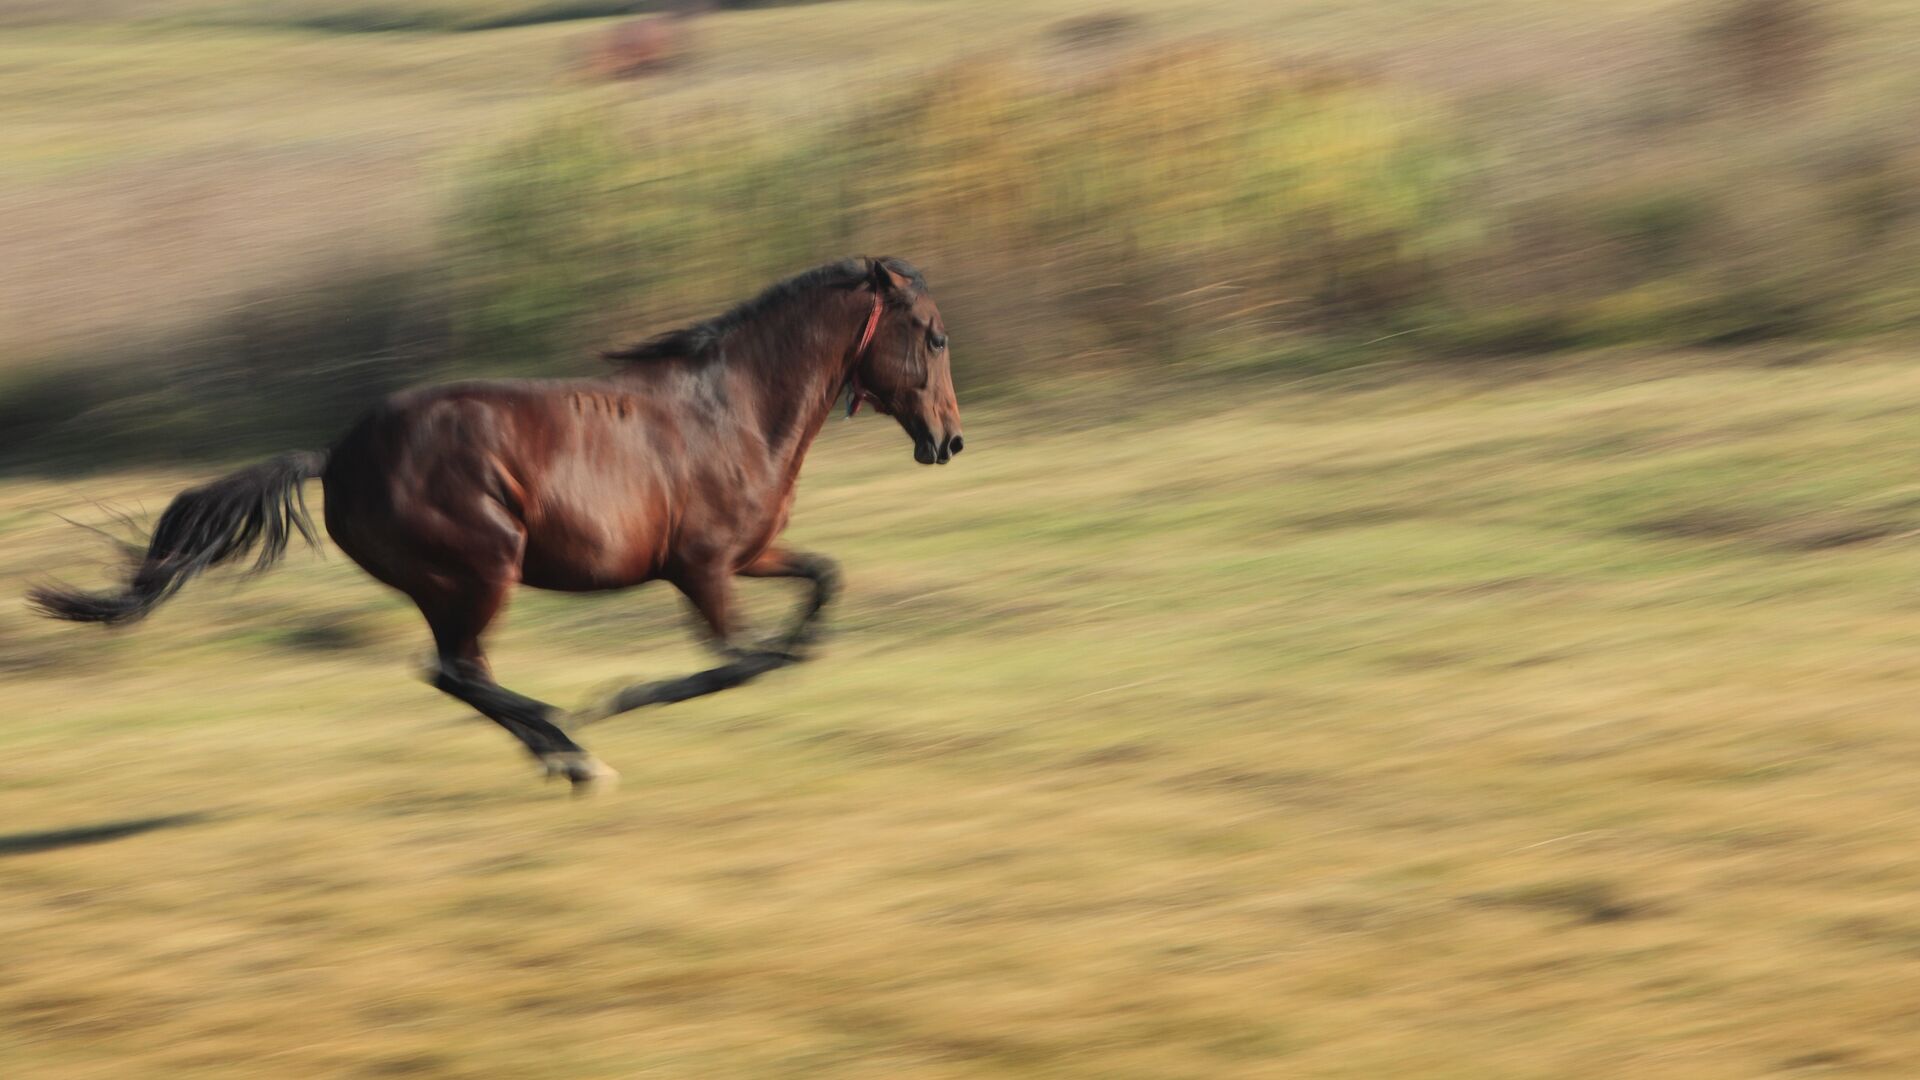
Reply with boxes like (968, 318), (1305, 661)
(452, 45), (1471, 384)
(10, 1), (1920, 471)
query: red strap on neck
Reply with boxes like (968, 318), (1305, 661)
(854, 291), (884, 360)
(845, 291), (885, 417)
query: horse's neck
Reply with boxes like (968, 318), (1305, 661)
(729, 294), (862, 489)
(742, 341), (850, 497)
(610, 290), (860, 501)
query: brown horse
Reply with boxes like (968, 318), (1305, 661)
(30, 257), (963, 790)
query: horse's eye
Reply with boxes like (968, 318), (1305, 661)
(929, 330), (948, 351)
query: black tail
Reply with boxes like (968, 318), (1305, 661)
(28, 450), (329, 626)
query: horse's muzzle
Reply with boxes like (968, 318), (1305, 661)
(916, 432), (965, 465)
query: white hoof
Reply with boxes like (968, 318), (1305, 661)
(539, 752), (619, 793)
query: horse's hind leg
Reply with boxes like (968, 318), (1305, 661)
(417, 579), (616, 789)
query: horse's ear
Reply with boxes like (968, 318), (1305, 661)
(869, 258), (906, 297)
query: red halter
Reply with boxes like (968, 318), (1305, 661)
(844, 291), (886, 417)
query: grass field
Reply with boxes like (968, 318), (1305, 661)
(10, 350), (1920, 1077)
(10, 0), (1920, 1075)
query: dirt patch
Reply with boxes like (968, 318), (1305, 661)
(1060, 742), (1162, 768)
(1626, 509), (1907, 551)
(1049, 12), (1142, 50)
(801, 725), (1009, 763)
(1161, 766), (1358, 811)
(1462, 878), (1657, 925)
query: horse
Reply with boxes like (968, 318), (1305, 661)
(29, 256), (964, 790)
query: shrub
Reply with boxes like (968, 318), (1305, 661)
(449, 45), (1471, 383)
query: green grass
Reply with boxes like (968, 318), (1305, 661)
(10, 351), (1920, 1076)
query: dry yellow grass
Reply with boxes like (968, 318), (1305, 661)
(8, 350), (1920, 1077)
(11, 2), (1920, 1076)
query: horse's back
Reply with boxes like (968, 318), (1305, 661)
(324, 380), (548, 511)
(322, 379), (689, 591)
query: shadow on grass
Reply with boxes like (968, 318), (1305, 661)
(0, 261), (455, 478)
(0, 813), (211, 858)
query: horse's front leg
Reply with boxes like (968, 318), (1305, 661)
(575, 559), (821, 726)
(738, 545), (842, 657)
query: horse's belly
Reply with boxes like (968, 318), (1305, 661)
(519, 534), (663, 591)
(518, 493), (672, 591)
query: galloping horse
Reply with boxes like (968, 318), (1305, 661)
(30, 257), (963, 789)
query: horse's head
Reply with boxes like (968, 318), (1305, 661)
(848, 258), (965, 465)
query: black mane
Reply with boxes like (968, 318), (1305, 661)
(604, 256), (926, 365)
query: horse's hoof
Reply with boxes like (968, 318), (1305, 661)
(570, 759), (619, 797)
(539, 752), (619, 793)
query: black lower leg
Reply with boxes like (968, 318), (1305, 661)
(580, 554), (827, 725)
(757, 551), (840, 654)
(579, 649), (794, 725)
(434, 660), (583, 758)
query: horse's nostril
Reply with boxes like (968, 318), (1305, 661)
(948, 435), (964, 456)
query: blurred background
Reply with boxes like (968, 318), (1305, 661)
(8, 1), (1920, 1077)
(7, 0), (1918, 463)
